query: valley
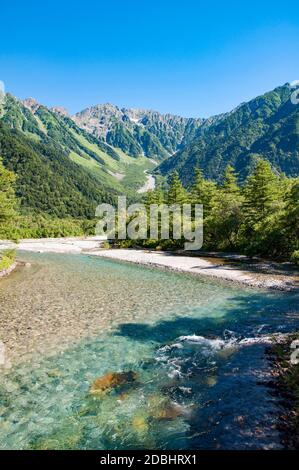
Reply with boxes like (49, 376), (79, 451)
(1, 0), (299, 455)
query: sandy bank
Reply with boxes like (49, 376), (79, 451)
(0, 236), (106, 254)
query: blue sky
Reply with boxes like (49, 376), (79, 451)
(1, 0), (299, 117)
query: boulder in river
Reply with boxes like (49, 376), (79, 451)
(90, 371), (138, 395)
(147, 394), (191, 420)
(132, 415), (149, 434)
(153, 403), (185, 420)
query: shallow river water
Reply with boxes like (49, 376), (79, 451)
(0, 251), (298, 449)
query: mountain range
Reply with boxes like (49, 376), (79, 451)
(73, 104), (205, 159)
(0, 82), (298, 218)
(158, 84), (299, 184)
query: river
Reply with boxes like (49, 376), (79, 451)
(0, 251), (298, 449)
(137, 170), (155, 193)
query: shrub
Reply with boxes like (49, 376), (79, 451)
(0, 249), (16, 271)
(291, 250), (299, 266)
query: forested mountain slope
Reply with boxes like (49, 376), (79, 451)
(157, 84), (299, 184)
(0, 121), (116, 218)
(0, 94), (155, 213)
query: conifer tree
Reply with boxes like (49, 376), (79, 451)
(208, 165), (243, 248)
(243, 160), (278, 226)
(167, 171), (188, 205)
(144, 187), (164, 206)
(0, 158), (17, 225)
(189, 167), (217, 217)
(222, 165), (239, 194)
(284, 178), (299, 253)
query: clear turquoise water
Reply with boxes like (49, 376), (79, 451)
(0, 252), (298, 450)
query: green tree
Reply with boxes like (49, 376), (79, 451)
(208, 165), (243, 249)
(144, 186), (164, 206)
(189, 168), (217, 217)
(284, 178), (299, 255)
(221, 165), (240, 194)
(167, 172), (188, 205)
(240, 160), (286, 256)
(0, 157), (17, 226)
(243, 159), (278, 227)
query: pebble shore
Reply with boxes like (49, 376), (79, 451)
(91, 249), (299, 291)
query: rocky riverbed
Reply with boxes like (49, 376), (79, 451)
(266, 334), (299, 449)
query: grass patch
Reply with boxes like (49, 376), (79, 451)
(69, 130), (120, 170)
(69, 146), (156, 197)
(0, 249), (16, 271)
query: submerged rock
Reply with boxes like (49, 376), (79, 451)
(132, 415), (149, 434)
(153, 403), (186, 420)
(29, 419), (83, 450)
(90, 371), (138, 395)
(147, 394), (191, 421)
(46, 369), (63, 378)
(205, 376), (218, 387)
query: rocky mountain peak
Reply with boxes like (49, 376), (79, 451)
(22, 97), (40, 113)
(51, 106), (70, 117)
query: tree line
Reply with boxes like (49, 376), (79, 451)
(136, 159), (298, 264)
(0, 154), (298, 264)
